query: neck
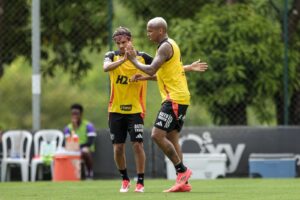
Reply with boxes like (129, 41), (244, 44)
(158, 35), (168, 44)
(73, 120), (82, 129)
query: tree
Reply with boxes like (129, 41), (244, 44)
(121, 0), (250, 21)
(170, 4), (284, 125)
(121, 0), (208, 21)
(0, 0), (30, 77)
(0, 0), (109, 79)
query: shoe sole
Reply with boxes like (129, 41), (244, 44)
(120, 183), (130, 193)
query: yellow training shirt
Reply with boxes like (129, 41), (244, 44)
(156, 38), (190, 105)
(104, 51), (153, 115)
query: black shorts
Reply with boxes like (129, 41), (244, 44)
(154, 101), (188, 133)
(109, 113), (144, 144)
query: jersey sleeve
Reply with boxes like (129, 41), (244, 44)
(104, 51), (115, 63)
(86, 123), (97, 137)
(63, 126), (71, 136)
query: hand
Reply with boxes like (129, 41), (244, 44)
(122, 49), (128, 61)
(81, 147), (90, 153)
(125, 41), (137, 60)
(190, 59), (208, 72)
(130, 74), (144, 82)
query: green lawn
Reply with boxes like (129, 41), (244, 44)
(0, 179), (299, 200)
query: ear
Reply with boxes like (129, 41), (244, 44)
(159, 28), (163, 34)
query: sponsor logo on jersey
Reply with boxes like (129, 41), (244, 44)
(120, 105), (132, 111)
(116, 75), (128, 84)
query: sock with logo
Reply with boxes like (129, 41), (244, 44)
(175, 162), (187, 173)
(137, 173), (144, 186)
(119, 169), (130, 181)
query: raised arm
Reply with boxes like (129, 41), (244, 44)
(103, 52), (127, 72)
(131, 61), (207, 82)
(130, 74), (157, 82)
(127, 42), (172, 76)
(183, 59), (208, 72)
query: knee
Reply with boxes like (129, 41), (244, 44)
(81, 147), (90, 153)
(132, 142), (144, 152)
(81, 150), (91, 159)
(151, 131), (161, 142)
(114, 144), (124, 156)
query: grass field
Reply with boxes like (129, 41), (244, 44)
(0, 179), (299, 200)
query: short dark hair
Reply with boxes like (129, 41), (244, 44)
(112, 26), (132, 39)
(71, 103), (84, 113)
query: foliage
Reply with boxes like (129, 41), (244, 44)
(121, 0), (208, 21)
(0, 57), (107, 129)
(0, 0), (30, 77)
(170, 4), (284, 124)
(40, 0), (109, 80)
(0, 0), (109, 80)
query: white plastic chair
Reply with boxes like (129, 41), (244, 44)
(1, 130), (32, 182)
(31, 129), (64, 182)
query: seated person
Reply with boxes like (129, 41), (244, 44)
(64, 104), (96, 179)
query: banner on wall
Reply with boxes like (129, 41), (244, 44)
(179, 127), (300, 176)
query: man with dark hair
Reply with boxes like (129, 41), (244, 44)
(103, 26), (152, 193)
(64, 103), (96, 179)
(126, 17), (208, 192)
(103, 26), (207, 193)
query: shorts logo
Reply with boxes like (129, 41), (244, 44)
(165, 116), (173, 128)
(156, 121), (163, 126)
(136, 134), (143, 139)
(134, 124), (144, 133)
(120, 105), (132, 111)
(178, 114), (186, 120)
(110, 134), (115, 141)
(157, 111), (173, 128)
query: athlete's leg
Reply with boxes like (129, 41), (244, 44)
(153, 102), (191, 192)
(151, 127), (181, 165)
(131, 142), (145, 174)
(128, 114), (145, 191)
(132, 141), (146, 192)
(109, 113), (130, 189)
(166, 130), (192, 192)
(113, 143), (127, 171)
(166, 130), (182, 161)
(114, 142), (130, 192)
